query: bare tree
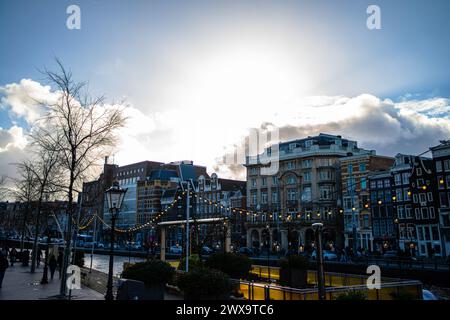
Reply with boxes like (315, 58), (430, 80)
(16, 138), (64, 273)
(35, 59), (127, 296)
(10, 164), (39, 251)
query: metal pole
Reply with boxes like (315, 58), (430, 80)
(105, 210), (116, 300)
(185, 183), (190, 273)
(90, 215), (97, 272)
(313, 222), (326, 300)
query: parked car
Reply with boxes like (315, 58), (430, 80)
(422, 289), (438, 300)
(311, 250), (338, 261)
(238, 247), (254, 256)
(169, 245), (183, 254)
(201, 246), (213, 255)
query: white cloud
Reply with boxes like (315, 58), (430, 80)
(0, 79), (58, 123)
(1, 78), (449, 181)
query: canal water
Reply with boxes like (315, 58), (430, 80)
(84, 254), (145, 276)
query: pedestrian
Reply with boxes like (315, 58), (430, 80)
(22, 249), (30, 267)
(0, 252), (8, 289)
(57, 251), (63, 279)
(49, 255), (57, 280)
(36, 248), (42, 267)
(9, 247), (17, 267)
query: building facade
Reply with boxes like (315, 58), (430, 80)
(244, 133), (373, 253)
(430, 140), (450, 257)
(340, 152), (394, 251)
(369, 171), (396, 252)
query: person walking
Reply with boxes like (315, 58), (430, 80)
(0, 252), (9, 289)
(9, 247), (17, 267)
(36, 248), (42, 267)
(49, 255), (57, 280)
(22, 249), (30, 267)
(57, 251), (63, 279)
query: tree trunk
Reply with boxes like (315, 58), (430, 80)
(30, 198), (43, 273)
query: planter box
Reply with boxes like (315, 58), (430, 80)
(279, 268), (307, 289)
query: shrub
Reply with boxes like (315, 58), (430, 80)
(335, 290), (367, 300)
(177, 267), (233, 300)
(204, 253), (252, 279)
(121, 260), (175, 287)
(178, 254), (203, 271)
(280, 254), (309, 270)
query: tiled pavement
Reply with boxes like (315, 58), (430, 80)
(0, 263), (104, 300)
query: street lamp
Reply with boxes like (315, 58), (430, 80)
(104, 181), (127, 301)
(312, 222), (326, 300)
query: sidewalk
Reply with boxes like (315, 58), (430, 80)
(0, 263), (104, 300)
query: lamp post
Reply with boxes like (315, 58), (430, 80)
(312, 222), (326, 300)
(104, 181), (127, 301)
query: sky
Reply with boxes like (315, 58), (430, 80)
(1, 0), (450, 181)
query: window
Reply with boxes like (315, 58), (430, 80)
(251, 179), (257, 188)
(402, 173), (410, 184)
(432, 226), (440, 241)
(436, 161), (443, 172)
(394, 174), (402, 185)
(430, 207), (435, 219)
(427, 192), (433, 202)
(262, 177), (267, 186)
(361, 177), (367, 190)
(301, 187), (312, 202)
(289, 143), (297, 151)
(405, 205), (412, 218)
(419, 193), (427, 205)
(370, 180), (377, 189)
(287, 188), (297, 201)
(413, 194), (418, 203)
(421, 207), (429, 219)
(286, 161), (295, 170)
(251, 193), (257, 205)
(397, 205), (404, 219)
(416, 168), (422, 176)
(415, 208), (420, 220)
(250, 167), (258, 175)
(261, 191), (268, 204)
(438, 176), (445, 189)
(363, 215), (369, 228)
(287, 176), (297, 185)
(347, 164), (353, 174)
(396, 189), (403, 202)
(444, 159), (450, 171)
(359, 163), (366, 172)
(417, 179), (424, 188)
(303, 171), (311, 182)
(319, 170), (332, 180)
(272, 191), (278, 203)
(377, 180), (383, 188)
(384, 179), (391, 188)
(302, 159), (312, 168)
(320, 186), (333, 200)
(403, 188), (411, 201)
(272, 177), (278, 185)
(447, 175), (450, 188)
